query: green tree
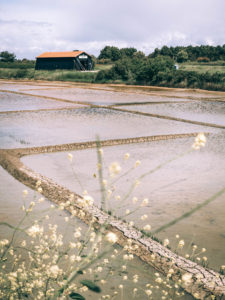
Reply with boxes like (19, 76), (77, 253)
(98, 46), (121, 61)
(0, 51), (16, 62)
(177, 50), (188, 63)
(120, 47), (137, 58)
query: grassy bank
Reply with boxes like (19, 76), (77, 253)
(179, 61), (225, 74)
(0, 68), (97, 83)
(0, 61), (224, 91)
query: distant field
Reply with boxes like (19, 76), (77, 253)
(95, 63), (113, 71)
(179, 61), (225, 74)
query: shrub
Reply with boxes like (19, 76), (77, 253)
(197, 57), (210, 63)
(15, 69), (28, 78)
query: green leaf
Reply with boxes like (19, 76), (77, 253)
(69, 292), (86, 300)
(80, 279), (101, 293)
(22, 293), (29, 298)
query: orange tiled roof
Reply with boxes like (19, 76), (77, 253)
(37, 51), (85, 58)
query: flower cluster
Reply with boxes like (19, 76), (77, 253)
(192, 133), (206, 150)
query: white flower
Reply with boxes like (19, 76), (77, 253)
(109, 162), (121, 176)
(178, 240), (185, 248)
(124, 153), (130, 160)
(145, 289), (152, 296)
(105, 232), (118, 244)
(102, 179), (107, 186)
(141, 214), (148, 220)
(141, 198), (149, 206)
(36, 180), (41, 187)
(192, 133), (206, 150)
(37, 187), (43, 193)
(49, 265), (61, 278)
(67, 153), (73, 161)
(163, 239), (169, 247)
(155, 277), (162, 283)
(38, 197), (44, 203)
(132, 197), (138, 204)
(27, 224), (43, 237)
(98, 148), (103, 155)
(83, 195), (94, 206)
(134, 160), (141, 168)
(0, 239), (9, 247)
(182, 273), (192, 284)
(23, 189), (28, 197)
(74, 231), (81, 238)
(143, 224), (151, 231)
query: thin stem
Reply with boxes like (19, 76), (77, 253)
(69, 161), (84, 192)
(152, 186), (225, 234)
(120, 149), (192, 205)
(0, 212), (28, 261)
(96, 137), (106, 210)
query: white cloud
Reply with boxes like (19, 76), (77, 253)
(0, 0), (224, 59)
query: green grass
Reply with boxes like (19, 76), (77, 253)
(0, 68), (97, 83)
(95, 63), (113, 71)
(179, 61), (225, 74)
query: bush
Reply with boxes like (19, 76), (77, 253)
(0, 61), (35, 69)
(96, 58), (112, 65)
(197, 57), (210, 63)
(15, 69), (28, 78)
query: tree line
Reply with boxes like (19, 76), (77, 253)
(97, 45), (225, 63)
(95, 46), (225, 91)
(1, 46), (224, 91)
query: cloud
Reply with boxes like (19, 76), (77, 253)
(0, 0), (224, 59)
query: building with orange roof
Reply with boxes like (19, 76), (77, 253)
(35, 51), (93, 71)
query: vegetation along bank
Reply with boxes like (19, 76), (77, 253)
(0, 44), (225, 91)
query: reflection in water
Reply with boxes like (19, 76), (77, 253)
(0, 107), (216, 149)
(120, 101), (225, 126)
(0, 92), (81, 111)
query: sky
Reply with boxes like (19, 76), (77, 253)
(0, 0), (224, 59)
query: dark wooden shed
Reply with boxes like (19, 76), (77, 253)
(35, 51), (93, 70)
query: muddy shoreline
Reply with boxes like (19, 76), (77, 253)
(1, 78), (225, 98)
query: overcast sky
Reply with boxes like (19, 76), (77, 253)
(0, 0), (224, 59)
